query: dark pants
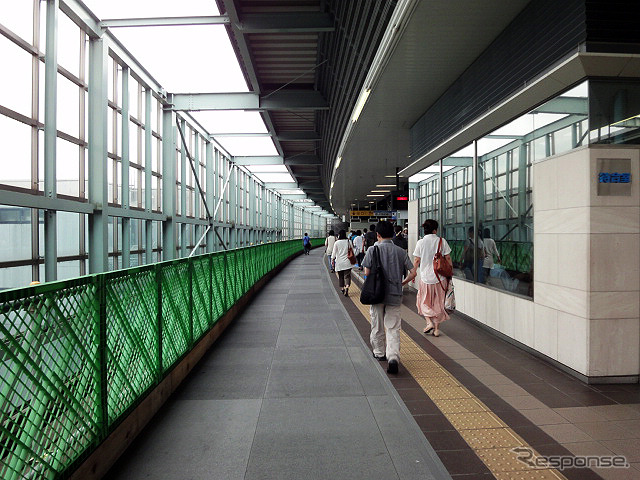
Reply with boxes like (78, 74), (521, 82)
(338, 269), (352, 288)
(303, 244), (310, 254)
(356, 252), (365, 267)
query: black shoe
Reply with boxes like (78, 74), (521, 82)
(344, 287), (349, 296)
(387, 359), (398, 374)
(373, 353), (387, 361)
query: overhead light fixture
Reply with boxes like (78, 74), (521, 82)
(371, 190), (390, 193)
(366, 194), (384, 197)
(376, 184), (396, 187)
(351, 88), (371, 123)
(335, 156), (342, 169)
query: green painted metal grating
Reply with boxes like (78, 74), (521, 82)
(0, 239), (317, 479)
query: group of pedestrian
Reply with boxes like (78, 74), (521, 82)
(359, 219), (454, 374)
(312, 219), (503, 376)
(461, 227), (501, 283)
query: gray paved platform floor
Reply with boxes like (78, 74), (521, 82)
(106, 248), (451, 480)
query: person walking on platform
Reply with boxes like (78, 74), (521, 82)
(407, 219), (453, 337)
(462, 226), (485, 283)
(325, 230), (337, 272)
(302, 232), (311, 255)
(362, 221), (416, 374)
(482, 228), (500, 282)
(331, 230), (355, 296)
(364, 224), (377, 252)
(353, 229), (364, 269)
(392, 224), (408, 251)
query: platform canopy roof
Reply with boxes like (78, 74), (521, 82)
(85, 0), (533, 216)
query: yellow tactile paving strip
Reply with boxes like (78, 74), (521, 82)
(346, 282), (568, 480)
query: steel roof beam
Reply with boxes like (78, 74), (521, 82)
(171, 91), (328, 111)
(277, 131), (321, 141)
(238, 13), (335, 33)
(100, 16), (230, 28)
(280, 194), (308, 200)
(284, 155), (321, 166)
(233, 156), (283, 166)
(264, 182), (299, 189)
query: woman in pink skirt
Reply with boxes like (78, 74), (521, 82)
(411, 219), (453, 337)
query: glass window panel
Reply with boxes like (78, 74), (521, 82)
(37, 209), (44, 258)
(129, 80), (140, 119)
(108, 108), (116, 155)
(0, 35), (33, 117)
(129, 166), (139, 207)
(0, 265), (32, 290)
(0, 115), (32, 189)
(130, 219), (139, 249)
(0, 206), (32, 262)
(108, 58), (115, 103)
(58, 260), (80, 280)
(57, 211), (80, 256)
(57, 137), (79, 197)
(57, 13), (81, 76)
(3, 1), (34, 43)
(57, 75), (80, 137)
(589, 80), (640, 145)
(532, 137), (547, 161)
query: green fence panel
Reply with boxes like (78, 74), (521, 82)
(105, 268), (159, 424)
(210, 253), (226, 321)
(160, 262), (191, 372)
(0, 239), (304, 479)
(0, 281), (101, 480)
(191, 256), (211, 342)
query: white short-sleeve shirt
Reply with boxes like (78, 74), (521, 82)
(413, 234), (452, 285)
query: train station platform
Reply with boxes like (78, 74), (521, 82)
(107, 247), (640, 480)
(106, 246), (450, 480)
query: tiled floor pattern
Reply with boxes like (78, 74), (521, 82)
(336, 267), (640, 480)
(347, 281), (568, 480)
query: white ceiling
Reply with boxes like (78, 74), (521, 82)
(331, 0), (531, 214)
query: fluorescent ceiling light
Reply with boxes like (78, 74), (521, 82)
(335, 156), (342, 169)
(351, 88), (371, 123)
(371, 190), (390, 193)
(376, 184), (396, 187)
(366, 194), (384, 197)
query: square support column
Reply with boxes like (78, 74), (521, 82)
(88, 36), (109, 274)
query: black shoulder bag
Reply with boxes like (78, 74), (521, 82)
(360, 246), (386, 304)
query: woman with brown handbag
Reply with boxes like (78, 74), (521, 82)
(407, 219), (453, 337)
(331, 230), (356, 296)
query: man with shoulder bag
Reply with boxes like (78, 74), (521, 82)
(361, 221), (416, 374)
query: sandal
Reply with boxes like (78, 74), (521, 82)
(423, 326), (434, 334)
(432, 330), (441, 337)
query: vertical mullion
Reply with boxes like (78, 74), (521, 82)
(145, 89), (153, 263)
(180, 120), (187, 257)
(87, 35), (109, 273)
(121, 67), (130, 268)
(206, 142), (214, 252)
(161, 107), (175, 260)
(44, 0), (59, 282)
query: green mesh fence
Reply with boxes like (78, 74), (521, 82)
(0, 239), (314, 479)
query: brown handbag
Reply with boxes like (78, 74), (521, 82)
(347, 244), (357, 265)
(433, 237), (453, 290)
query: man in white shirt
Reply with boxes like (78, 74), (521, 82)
(353, 229), (364, 269)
